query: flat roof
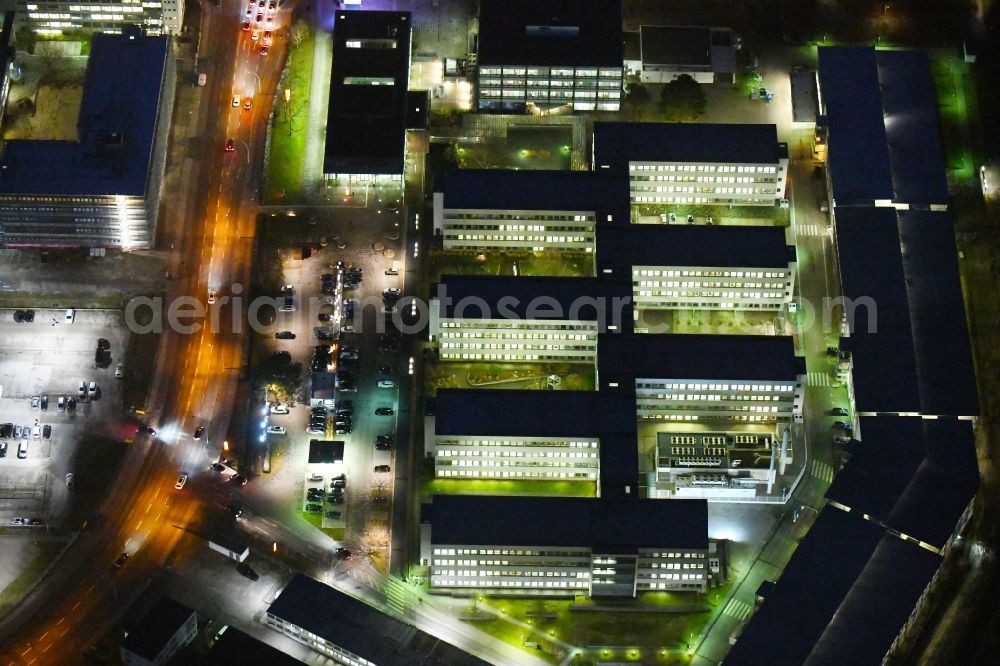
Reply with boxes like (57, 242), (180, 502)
(623, 31), (641, 61)
(201, 626), (302, 665)
(724, 508), (885, 665)
(876, 50), (950, 207)
(897, 210), (978, 416)
(887, 418), (978, 549)
(268, 575), (489, 666)
(640, 25), (711, 67)
(597, 334), (804, 382)
(434, 389), (636, 437)
(0, 28), (168, 197)
(818, 47), (894, 204)
(437, 169), (630, 218)
(324, 11), (411, 175)
(434, 275), (632, 325)
(595, 224), (794, 269)
(807, 535), (940, 666)
(122, 597), (194, 660)
(308, 439), (345, 464)
(593, 122), (785, 167)
(431, 495), (708, 550)
(825, 416), (926, 520)
(477, 0), (623, 68)
(835, 207), (921, 413)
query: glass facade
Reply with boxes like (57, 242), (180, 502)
(478, 65), (622, 112)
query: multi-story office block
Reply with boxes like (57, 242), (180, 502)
(433, 169), (629, 253)
(596, 224), (796, 312)
(423, 495), (709, 596)
(16, 0), (182, 35)
(120, 597), (197, 666)
(599, 334), (805, 423)
(0, 27), (173, 249)
(593, 122), (788, 206)
(430, 389), (638, 484)
(264, 574), (488, 664)
(476, 0), (623, 112)
(429, 275), (631, 363)
(323, 11), (423, 185)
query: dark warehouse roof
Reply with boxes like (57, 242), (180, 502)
(595, 224), (795, 269)
(593, 122), (786, 167)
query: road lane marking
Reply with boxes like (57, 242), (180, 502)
(146, 502), (152, 514)
(36, 633), (48, 642)
(72, 602), (81, 610)
(40, 645), (51, 654)
(136, 521), (143, 531)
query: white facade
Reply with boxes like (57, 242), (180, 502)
(433, 203), (597, 254)
(264, 612), (376, 666)
(17, 0), (183, 35)
(429, 309), (599, 363)
(635, 377), (804, 423)
(433, 435), (600, 480)
(478, 65), (622, 112)
(632, 264), (794, 311)
(429, 544), (707, 596)
(628, 160), (788, 206)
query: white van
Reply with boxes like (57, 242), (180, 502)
(17, 440), (28, 459)
(65, 308), (75, 324)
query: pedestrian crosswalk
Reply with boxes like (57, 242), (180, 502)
(721, 597), (754, 622)
(794, 223), (827, 237)
(810, 460), (835, 483)
(807, 371), (832, 387)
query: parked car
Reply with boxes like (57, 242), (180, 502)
(375, 407), (394, 416)
(97, 338), (111, 351)
(335, 547), (351, 560)
(270, 404), (290, 414)
(832, 421), (853, 431)
(31, 396), (40, 409)
(231, 474), (248, 487)
(236, 562), (259, 580)
(377, 380), (395, 389)
(40, 395), (48, 411)
(374, 465), (391, 473)
(266, 425), (287, 435)
(326, 510), (342, 519)
(830, 407), (849, 416)
(275, 331), (296, 339)
(42, 425), (51, 439)
(87, 381), (97, 398)
(305, 503), (323, 513)
(65, 472), (74, 487)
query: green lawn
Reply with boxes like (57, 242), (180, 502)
(633, 203), (789, 226)
(424, 361), (595, 396)
(430, 250), (594, 281)
(0, 541), (65, 613)
(262, 21), (315, 204)
(930, 56), (977, 182)
(425, 478), (596, 498)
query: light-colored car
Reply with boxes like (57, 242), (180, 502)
(65, 473), (74, 487)
(208, 289), (217, 305)
(87, 381), (97, 397)
(65, 308), (75, 324)
(174, 473), (188, 490)
(280, 284), (294, 293)
(31, 425), (40, 440)
(78, 381), (87, 399)
(31, 396), (40, 409)
(270, 404), (290, 415)
(377, 380), (395, 389)
(232, 94), (241, 107)
(266, 425), (287, 435)
(115, 364), (124, 378)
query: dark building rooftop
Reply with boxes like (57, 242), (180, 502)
(324, 11), (411, 175)
(198, 626), (302, 665)
(436, 169), (630, 221)
(640, 25), (711, 67)
(835, 207), (921, 414)
(595, 224), (795, 270)
(597, 334), (804, 383)
(307, 439), (345, 464)
(897, 210), (978, 416)
(0, 27), (169, 197)
(122, 597), (194, 661)
(267, 574), (489, 666)
(430, 495), (708, 551)
(818, 46), (949, 207)
(477, 0), (623, 68)
(434, 275), (632, 327)
(593, 122), (786, 167)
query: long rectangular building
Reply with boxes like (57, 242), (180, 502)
(476, 0), (623, 112)
(0, 27), (173, 249)
(429, 275), (632, 363)
(598, 334), (805, 423)
(593, 122), (788, 206)
(423, 495), (709, 596)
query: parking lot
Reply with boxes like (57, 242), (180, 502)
(0, 308), (129, 524)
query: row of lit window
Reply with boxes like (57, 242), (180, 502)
(448, 213), (595, 223)
(633, 196), (776, 204)
(433, 579), (589, 588)
(481, 79), (619, 89)
(641, 413), (777, 422)
(437, 450), (598, 459)
(435, 548), (587, 556)
(441, 353), (592, 361)
(638, 382), (795, 391)
(436, 470), (597, 479)
(635, 175), (778, 184)
(633, 164), (779, 173)
(636, 269), (788, 279)
(439, 321), (593, 331)
(480, 67), (621, 77)
(438, 439), (598, 448)
(450, 234), (590, 243)
(638, 290), (786, 300)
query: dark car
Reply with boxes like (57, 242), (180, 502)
(335, 547), (351, 560)
(228, 502), (243, 518)
(211, 462), (226, 472)
(194, 425), (205, 440)
(97, 338), (111, 351)
(112, 552), (129, 569)
(0, 423), (12, 438)
(374, 464), (391, 473)
(13, 310), (24, 323)
(332, 478), (347, 489)
(23, 310), (34, 323)
(830, 407), (849, 416)
(329, 495), (345, 504)
(236, 562), (259, 580)
(305, 503), (322, 512)
(832, 421), (853, 431)
(42, 425), (51, 439)
(276, 331), (296, 339)
(376, 442), (392, 451)
(335, 424), (352, 434)
(231, 474), (248, 486)
(375, 407), (394, 416)
(332, 474), (346, 481)
(326, 510), (342, 519)
(139, 424), (156, 434)
(40, 395), (48, 411)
